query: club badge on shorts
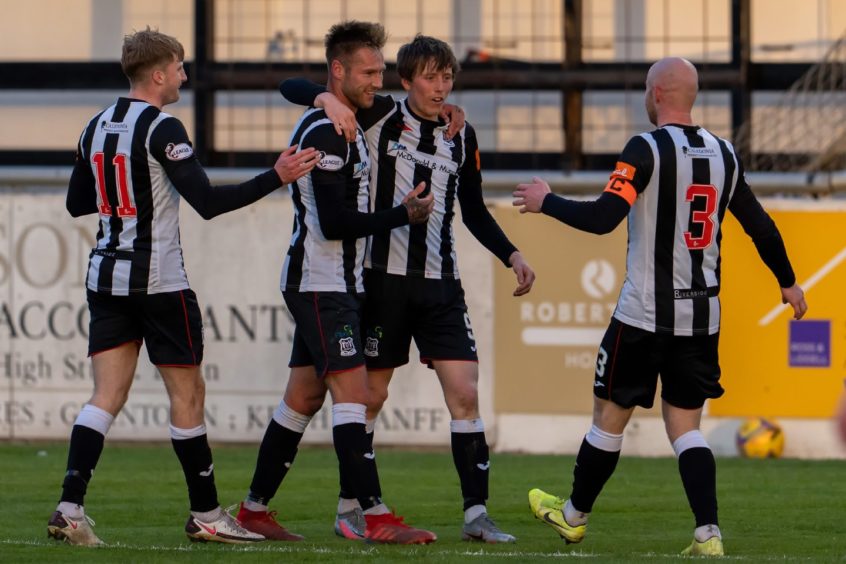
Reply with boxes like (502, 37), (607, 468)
(364, 337), (379, 357)
(339, 337), (356, 357)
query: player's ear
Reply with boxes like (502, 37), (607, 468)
(151, 67), (165, 85)
(330, 59), (345, 81)
(400, 77), (412, 92)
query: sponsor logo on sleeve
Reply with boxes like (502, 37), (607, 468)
(165, 142), (194, 161)
(317, 151), (345, 171)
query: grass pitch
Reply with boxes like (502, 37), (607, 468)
(1, 442), (843, 562)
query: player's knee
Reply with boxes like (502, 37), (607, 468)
(293, 395), (325, 416)
(449, 386), (479, 418)
(89, 385), (130, 415)
(367, 385), (389, 413)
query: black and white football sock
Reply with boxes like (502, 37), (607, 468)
(673, 430), (720, 538)
(337, 417), (374, 514)
(450, 418), (489, 522)
(59, 404), (114, 515)
(170, 423), (219, 513)
(568, 425), (623, 523)
(332, 403), (385, 514)
(244, 401), (311, 511)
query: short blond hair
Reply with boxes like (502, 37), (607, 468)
(121, 27), (184, 84)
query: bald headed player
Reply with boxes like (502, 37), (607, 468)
(514, 57), (807, 556)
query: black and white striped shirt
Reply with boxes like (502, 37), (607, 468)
(67, 97), (283, 295)
(541, 123), (795, 337)
(74, 99), (193, 295)
(280, 108), (373, 293)
(361, 98), (515, 279)
(605, 124), (795, 336)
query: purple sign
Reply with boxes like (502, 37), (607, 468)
(788, 320), (830, 368)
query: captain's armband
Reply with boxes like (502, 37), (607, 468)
(604, 161), (638, 205)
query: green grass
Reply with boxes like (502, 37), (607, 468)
(1, 442), (844, 562)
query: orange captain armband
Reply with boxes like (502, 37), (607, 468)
(604, 161), (638, 205)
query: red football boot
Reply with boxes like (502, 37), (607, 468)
(364, 512), (437, 545)
(236, 503), (304, 541)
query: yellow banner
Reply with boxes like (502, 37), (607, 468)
(493, 200), (844, 419)
(492, 203), (627, 414)
(713, 207), (845, 417)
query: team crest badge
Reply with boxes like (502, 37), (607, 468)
(339, 337), (356, 357)
(364, 337), (379, 357)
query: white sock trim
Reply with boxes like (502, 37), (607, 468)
(694, 524), (722, 542)
(242, 499), (267, 512)
(450, 418), (485, 433)
(564, 499), (589, 526)
(332, 403), (366, 427)
(57, 501), (84, 519)
(75, 404), (114, 436)
(672, 430), (710, 457)
(585, 424), (623, 452)
(338, 497), (361, 513)
(464, 504), (487, 523)
(191, 506), (223, 522)
(363, 503), (390, 516)
(169, 423), (207, 440)
(272, 401), (312, 433)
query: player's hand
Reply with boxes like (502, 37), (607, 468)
(781, 284), (807, 320)
(402, 182), (435, 224)
(509, 251), (535, 296)
(441, 104), (465, 140)
(274, 145), (319, 184)
(513, 176), (551, 214)
(316, 92), (357, 142)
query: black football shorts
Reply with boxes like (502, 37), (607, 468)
(361, 270), (478, 369)
(593, 316), (724, 409)
(87, 288), (204, 366)
(284, 291), (366, 377)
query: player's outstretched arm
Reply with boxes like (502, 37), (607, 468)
(780, 284), (807, 320)
(513, 176), (551, 214)
(155, 121), (317, 220)
(513, 176), (630, 234)
(508, 251), (536, 296)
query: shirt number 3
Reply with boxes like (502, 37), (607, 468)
(684, 183), (717, 250)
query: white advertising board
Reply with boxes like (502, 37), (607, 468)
(0, 183), (495, 445)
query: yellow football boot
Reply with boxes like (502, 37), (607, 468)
(681, 536), (724, 556)
(527, 489), (585, 544)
